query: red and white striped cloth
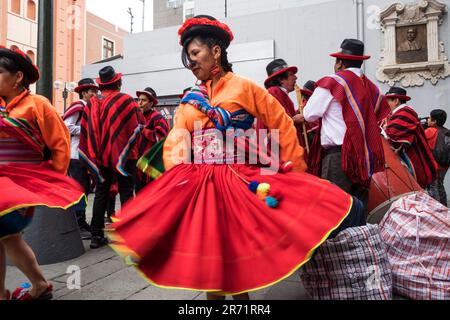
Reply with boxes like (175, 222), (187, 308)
(380, 192), (450, 300)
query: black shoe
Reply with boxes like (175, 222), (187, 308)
(90, 236), (109, 249)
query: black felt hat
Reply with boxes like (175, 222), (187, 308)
(96, 66), (122, 86)
(264, 59), (298, 87)
(330, 38), (371, 61)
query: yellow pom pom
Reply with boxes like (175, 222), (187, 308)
(257, 183), (271, 194)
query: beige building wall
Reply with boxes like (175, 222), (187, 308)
(52, 0), (87, 114)
(0, 0), (127, 113)
(0, 0), (8, 44)
(1, 0), (39, 91)
(85, 12), (128, 64)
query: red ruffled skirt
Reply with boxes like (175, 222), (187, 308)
(108, 164), (353, 295)
(0, 163), (86, 238)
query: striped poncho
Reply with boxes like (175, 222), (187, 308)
(385, 105), (437, 188)
(79, 91), (144, 181)
(307, 70), (386, 187)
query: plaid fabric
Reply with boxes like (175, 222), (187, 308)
(299, 224), (393, 300)
(379, 192), (450, 300)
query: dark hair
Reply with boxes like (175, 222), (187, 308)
(265, 72), (289, 89)
(182, 36), (233, 73)
(430, 109), (447, 127)
(338, 58), (364, 69)
(99, 79), (122, 92)
(0, 56), (31, 90)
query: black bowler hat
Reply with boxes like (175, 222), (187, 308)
(136, 87), (158, 105)
(385, 87), (411, 102)
(330, 39), (371, 61)
(0, 45), (40, 83)
(96, 66), (122, 86)
(178, 15), (234, 48)
(301, 80), (317, 97)
(74, 78), (99, 94)
(264, 59), (298, 87)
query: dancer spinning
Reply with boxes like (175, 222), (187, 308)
(107, 16), (364, 300)
(0, 46), (85, 300)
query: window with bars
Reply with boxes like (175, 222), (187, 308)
(102, 38), (115, 60)
(183, 1), (195, 22)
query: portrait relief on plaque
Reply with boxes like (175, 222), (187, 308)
(396, 25), (428, 63)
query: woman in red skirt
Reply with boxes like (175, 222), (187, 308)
(0, 46), (85, 300)
(107, 15), (365, 300)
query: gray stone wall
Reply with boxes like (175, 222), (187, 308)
(153, 0), (183, 29)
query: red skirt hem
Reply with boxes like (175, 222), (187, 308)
(107, 164), (353, 294)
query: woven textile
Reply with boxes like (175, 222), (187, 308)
(379, 192), (450, 300)
(299, 224), (393, 300)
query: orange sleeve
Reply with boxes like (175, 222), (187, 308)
(248, 82), (307, 172)
(33, 96), (71, 174)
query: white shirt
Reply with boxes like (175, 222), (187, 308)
(64, 100), (86, 160)
(304, 68), (363, 148)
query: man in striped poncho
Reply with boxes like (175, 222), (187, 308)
(135, 87), (170, 193)
(383, 87), (437, 189)
(79, 66), (145, 249)
(304, 39), (388, 214)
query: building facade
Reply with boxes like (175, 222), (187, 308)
(0, 0), (39, 91)
(83, 0), (450, 188)
(0, 0), (128, 113)
(85, 11), (128, 64)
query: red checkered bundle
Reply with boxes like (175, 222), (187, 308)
(380, 192), (450, 300)
(299, 224), (393, 300)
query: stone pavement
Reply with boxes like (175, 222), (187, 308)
(6, 243), (312, 300)
(5, 195), (312, 300)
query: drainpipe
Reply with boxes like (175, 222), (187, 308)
(356, 0), (365, 42)
(356, 0), (365, 71)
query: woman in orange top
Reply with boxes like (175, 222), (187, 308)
(108, 16), (364, 299)
(0, 46), (85, 300)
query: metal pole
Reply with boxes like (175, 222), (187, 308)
(63, 87), (68, 113)
(356, 0), (365, 42)
(141, 0), (145, 32)
(36, 0), (53, 101)
(225, 0), (227, 18)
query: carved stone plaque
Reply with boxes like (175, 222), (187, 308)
(376, 0), (450, 87)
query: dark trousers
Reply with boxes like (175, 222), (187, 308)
(69, 159), (91, 227)
(91, 161), (136, 237)
(428, 169), (448, 207)
(135, 175), (149, 194)
(321, 147), (369, 220)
